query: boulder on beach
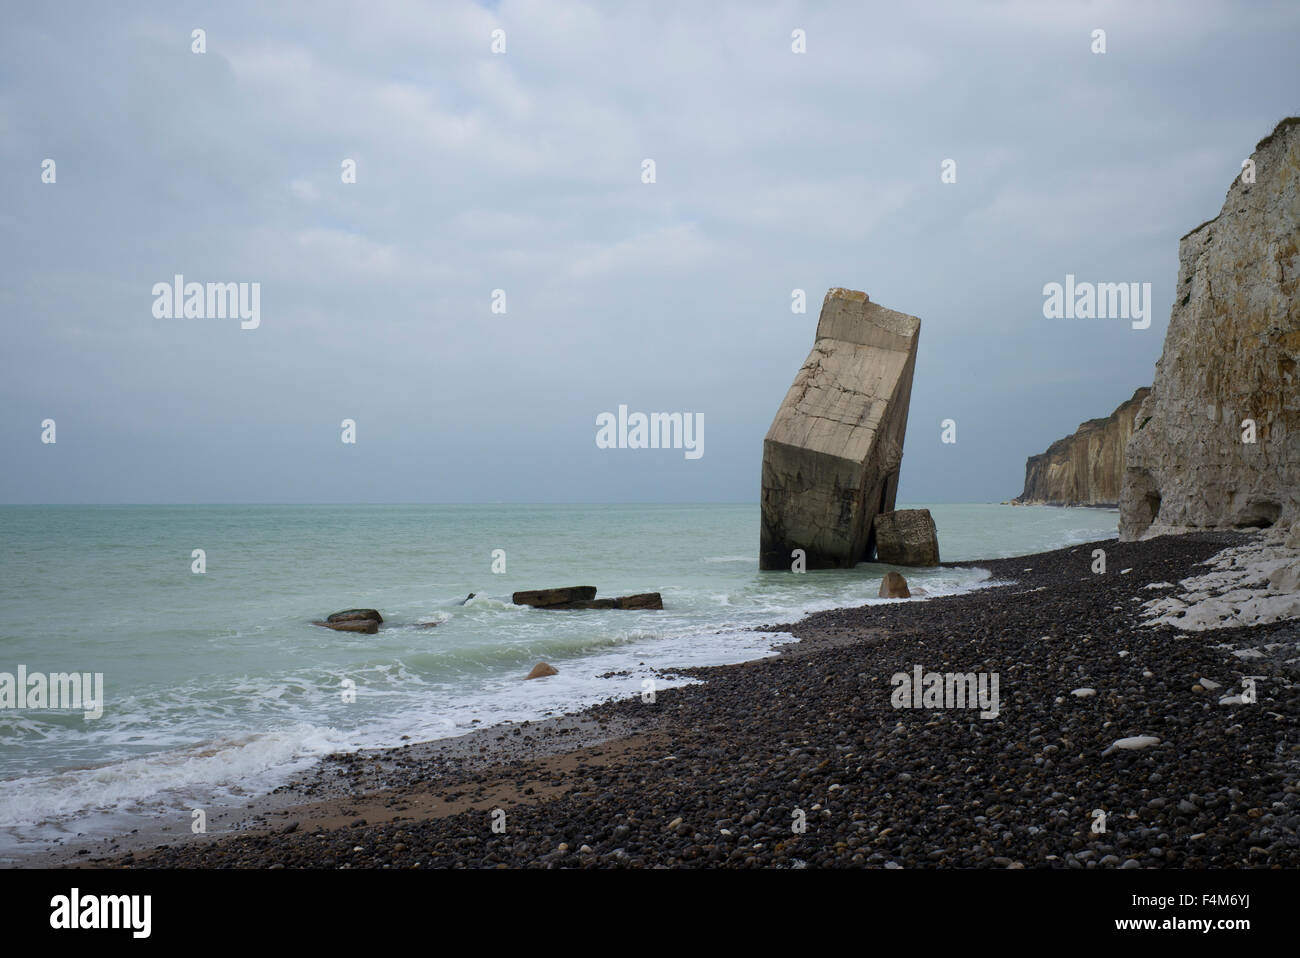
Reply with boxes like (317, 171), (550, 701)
(879, 571), (910, 598)
(873, 509), (940, 566)
(526, 662), (558, 680)
(326, 608), (383, 625)
(1287, 522), (1300, 550)
(1269, 561), (1300, 593)
(313, 618), (378, 634)
(512, 587), (597, 608)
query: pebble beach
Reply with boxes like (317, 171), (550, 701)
(67, 528), (1300, 870)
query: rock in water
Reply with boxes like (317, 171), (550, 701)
(461, 593), (476, 605)
(512, 587), (597, 608)
(1120, 117), (1300, 539)
(526, 662), (558, 679)
(326, 609), (383, 625)
(760, 288), (921, 569)
(513, 589), (663, 610)
(313, 619), (378, 634)
(1013, 388), (1150, 506)
(614, 592), (664, 610)
(873, 509), (940, 566)
(879, 571), (911, 598)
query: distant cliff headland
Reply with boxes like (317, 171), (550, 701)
(1012, 388), (1149, 507)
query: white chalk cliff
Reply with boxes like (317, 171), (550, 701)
(1119, 117), (1300, 539)
(1015, 388), (1150, 507)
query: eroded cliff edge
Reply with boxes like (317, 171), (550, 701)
(1013, 388), (1150, 507)
(1120, 116), (1300, 539)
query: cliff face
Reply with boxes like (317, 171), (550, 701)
(1119, 117), (1300, 539)
(760, 288), (920, 569)
(1014, 388), (1150, 506)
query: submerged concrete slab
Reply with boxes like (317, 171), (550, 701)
(760, 288), (921, 569)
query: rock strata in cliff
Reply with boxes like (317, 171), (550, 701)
(1013, 388), (1150, 507)
(760, 288), (920, 569)
(1120, 117), (1300, 539)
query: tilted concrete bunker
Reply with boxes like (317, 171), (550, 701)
(760, 288), (921, 569)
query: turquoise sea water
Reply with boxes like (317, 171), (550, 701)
(0, 502), (1118, 857)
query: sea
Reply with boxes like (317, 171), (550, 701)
(0, 502), (1118, 860)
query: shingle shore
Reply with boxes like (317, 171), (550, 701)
(107, 531), (1300, 869)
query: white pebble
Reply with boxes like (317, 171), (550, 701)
(1071, 688), (1097, 698)
(1102, 735), (1161, 756)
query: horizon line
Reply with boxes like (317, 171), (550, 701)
(0, 499), (1020, 507)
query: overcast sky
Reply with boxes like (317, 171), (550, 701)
(2, 0), (1297, 504)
